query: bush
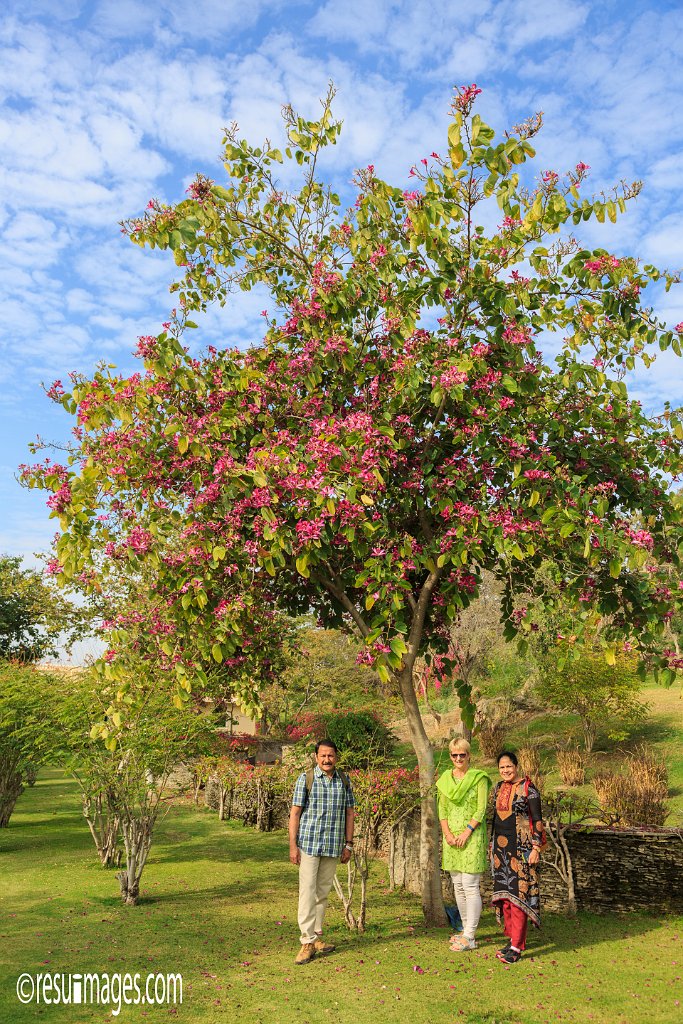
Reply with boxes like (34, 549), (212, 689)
(323, 710), (395, 767)
(594, 746), (669, 826)
(474, 700), (511, 760)
(556, 745), (586, 786)
(518, 743), (544, 789)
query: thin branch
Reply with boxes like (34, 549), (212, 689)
(313, 571), (370, 639)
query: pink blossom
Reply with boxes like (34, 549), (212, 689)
(437, 366), (468, 388)
(46, 380), (66, 401)
(46, 484), (72, 513)
(135, 335), (158, 359)
(584, 255), (621, 275)
(625, 527), (654, 550)
(454, 83), (482, 112)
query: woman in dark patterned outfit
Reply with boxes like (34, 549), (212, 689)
(490, 751), (544, 964)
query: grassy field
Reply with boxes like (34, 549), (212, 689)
(1, 770), (681, 1024)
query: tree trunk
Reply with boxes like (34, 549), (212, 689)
(581, 716), (596, 753)
(0, 763), (24, 827)
(83, 794), (121, 867)
(396, 666), (447, 927)
(357, 867), (368, 934)
(388, 825), (397, 890)
(117, 815), (155, 906)
(333, 862), (358, 930)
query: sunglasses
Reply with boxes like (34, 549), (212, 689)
(450, 753), (469, 760)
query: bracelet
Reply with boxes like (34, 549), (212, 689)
(466, 824), (475, 832)
(344, 842), (354, 850)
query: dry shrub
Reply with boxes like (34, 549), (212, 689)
(477, 721), (506, 760)
(556, 745), (586, 786)
(593, 746), (669, 826)
(474, 700), (511, 760)
(518, 743), (543, 789)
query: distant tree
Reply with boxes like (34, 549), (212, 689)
(260, 618), (386, 733)
(0, 663), (57, 826)
(536, 652), (647, 752)
(0, 554), (87, 662)
(54, 673), (214, 902)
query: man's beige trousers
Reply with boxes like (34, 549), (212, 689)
(298, 852), (339, 944)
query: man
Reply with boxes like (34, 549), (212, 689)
(289, 738), (355, 965)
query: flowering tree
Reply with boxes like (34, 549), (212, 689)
(24, 86), (683, 923)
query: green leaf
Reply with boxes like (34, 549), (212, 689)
(295, 554), (310, 578)
(178, 436), (189, 454)
(212, 643), (223, 663)
(609, 558), (622, 579)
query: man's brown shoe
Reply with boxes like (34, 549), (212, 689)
(314, 938), (335, 955)
(295, 942), (316, 965)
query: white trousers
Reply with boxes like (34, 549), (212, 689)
(298, 852), (339, 944)
(450, 871), (483, 940)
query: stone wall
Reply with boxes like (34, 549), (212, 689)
(383, 811), (683, 914)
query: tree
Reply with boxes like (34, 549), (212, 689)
(23, 86), (683, 923)
(261, 617), (387, 734)
(0, 554), (87, 662)
(536, 651), (647, 752)
(0, 663), (57, 826)
(54, 673), (214, 902)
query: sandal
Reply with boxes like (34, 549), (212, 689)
(496, 947), (521, 964)
(449, 935), (476, 951)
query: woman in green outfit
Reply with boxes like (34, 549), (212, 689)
(437, 738), (492, 951)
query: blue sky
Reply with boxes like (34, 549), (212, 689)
(1, 0), (683, 578)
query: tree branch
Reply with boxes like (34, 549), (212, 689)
(313, 572), (370, 639)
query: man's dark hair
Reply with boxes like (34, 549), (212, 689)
(497, 750), (518, 766)
(315, 738), (338, 754)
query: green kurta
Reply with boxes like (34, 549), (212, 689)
(437, 768), (492, 874)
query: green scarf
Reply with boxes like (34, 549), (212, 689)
(436, 767), (491, 804)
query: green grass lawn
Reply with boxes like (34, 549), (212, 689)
(1, 770), (681, 1024)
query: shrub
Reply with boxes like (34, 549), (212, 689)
(518, 743), (544, 789)
(594, 746), (669, 826)
(325, 710), (395, 767)
(285, 711), (324, 743)
(556, 745), (586, 786)
(474, 700), (511, 760)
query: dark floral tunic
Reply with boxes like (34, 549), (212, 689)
(490, 778), (543, 928)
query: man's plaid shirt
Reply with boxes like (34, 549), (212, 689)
(292, 764), (356, 858)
